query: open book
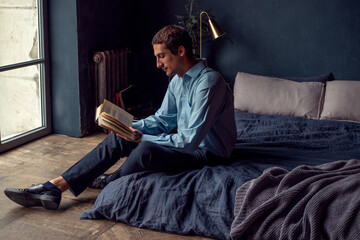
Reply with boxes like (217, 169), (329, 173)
(95, 99), (135, 140)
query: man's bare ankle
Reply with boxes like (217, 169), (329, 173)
(50, 177), (70, 192)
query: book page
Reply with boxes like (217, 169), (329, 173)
(99, 113), (135, 140)
(100, 99), (134, 127)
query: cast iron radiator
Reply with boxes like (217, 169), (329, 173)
(93, 48), (130, 107)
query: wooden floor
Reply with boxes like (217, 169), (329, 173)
(0, 133), (213, 240)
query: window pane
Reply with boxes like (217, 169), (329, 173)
(0, 0), (40, 67)
(0, 64), (43, 141)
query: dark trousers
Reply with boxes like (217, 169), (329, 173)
(62, 133), (225, 196)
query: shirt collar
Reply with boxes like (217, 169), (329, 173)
(183, 59), (207, 80)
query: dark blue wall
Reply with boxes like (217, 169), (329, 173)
(143, 0), (360, 81)
(50, 0), (360, 137)
(201, 0), (360, 81)
(50, 0), (136, 137)
(49, 0), (81, 137)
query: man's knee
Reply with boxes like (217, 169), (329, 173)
(129, 141), (166, 168)
(134, 141), (160, 157)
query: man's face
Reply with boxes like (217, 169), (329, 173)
(153, 43), (181, 77)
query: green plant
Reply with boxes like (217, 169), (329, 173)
(175, 0), (212, 50)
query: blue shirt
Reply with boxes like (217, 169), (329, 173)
(132, 60), (236, 158)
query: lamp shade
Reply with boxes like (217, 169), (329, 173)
(200, 11), (226, 58)
(208, 18), (227, 40)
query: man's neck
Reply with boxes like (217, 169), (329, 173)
(178, 57), (199, 77)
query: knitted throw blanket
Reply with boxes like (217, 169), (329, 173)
(230, 159), (360, 240)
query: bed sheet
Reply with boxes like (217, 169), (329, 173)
(80, 111), (360, 240)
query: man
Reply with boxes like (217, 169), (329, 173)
(4, 25), (236, 210)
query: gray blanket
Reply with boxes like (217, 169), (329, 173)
(230, 159), (360, 240)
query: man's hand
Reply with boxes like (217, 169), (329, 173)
(116, 127), (143, 143)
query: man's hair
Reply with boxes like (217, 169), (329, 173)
(152, 25), (194, 58)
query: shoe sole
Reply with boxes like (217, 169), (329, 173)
(4, 189), (59, 210)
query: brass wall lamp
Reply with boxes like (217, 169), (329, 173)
(199, 11), (227, 58)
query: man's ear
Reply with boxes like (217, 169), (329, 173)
(177, 46), (186, 57)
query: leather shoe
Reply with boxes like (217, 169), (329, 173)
(4, 184), (61, 210)
(87, 174), (110, 189)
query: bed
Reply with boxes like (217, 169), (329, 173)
(80, 72), (360, 240)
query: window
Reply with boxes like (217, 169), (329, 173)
(0, 0), (50, 153)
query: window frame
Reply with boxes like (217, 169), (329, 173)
(0, 0), (51, 153)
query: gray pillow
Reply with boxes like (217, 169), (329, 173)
(233, 72), (325, 118)
(320, 80), (360, 122)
